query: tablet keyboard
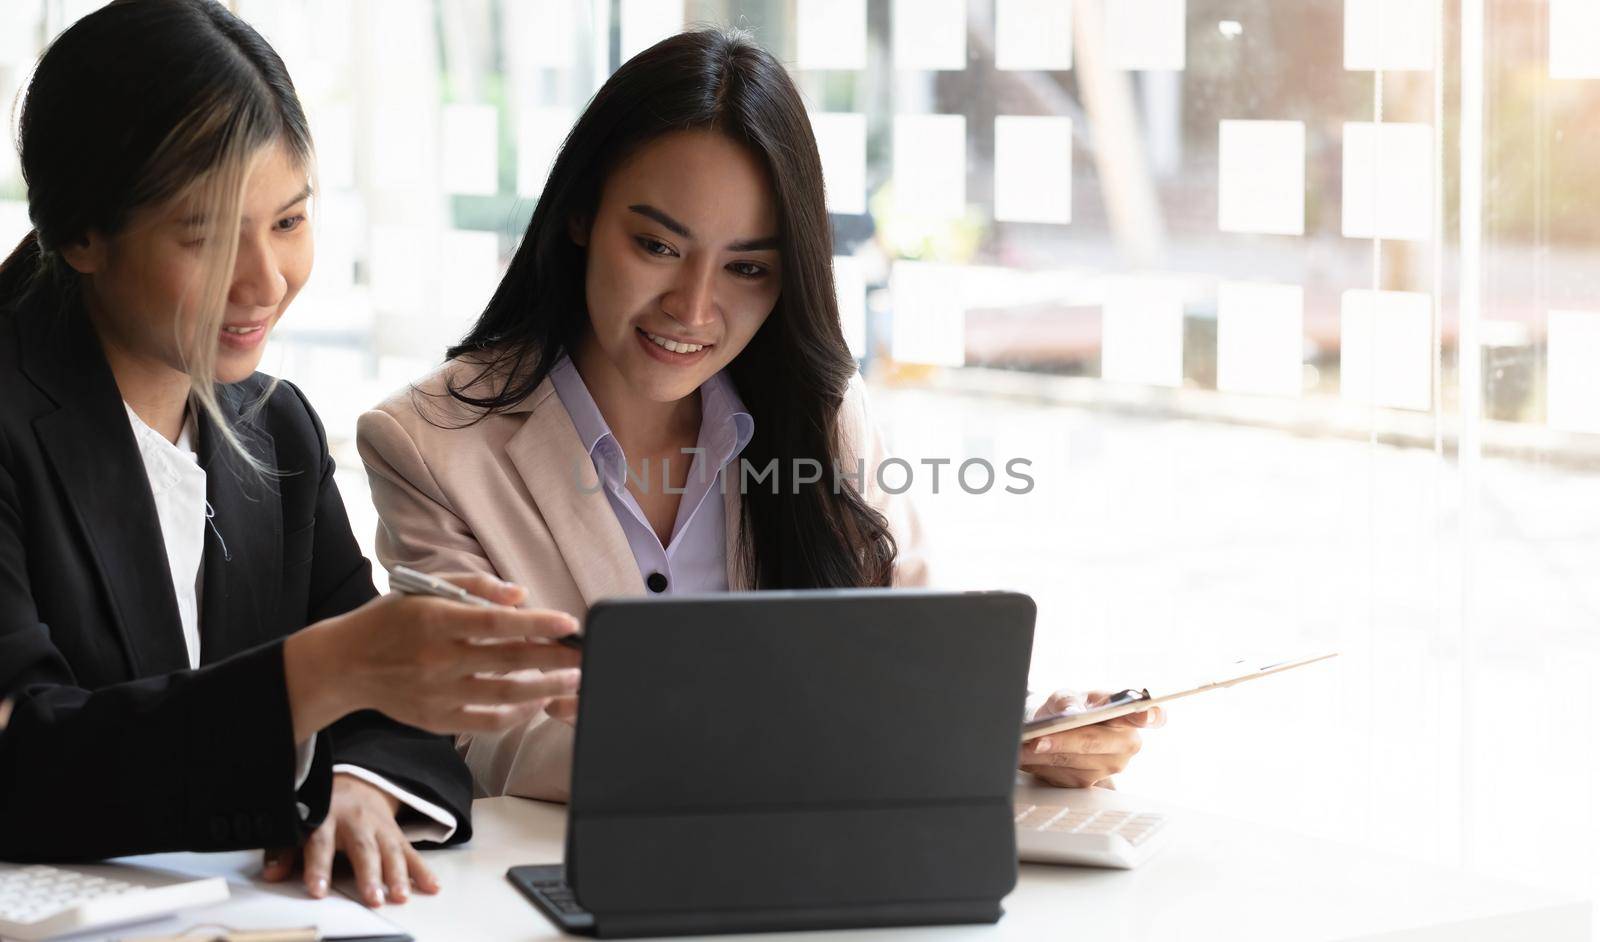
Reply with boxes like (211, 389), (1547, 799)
(1014, 802), (1173, 869)
(0, 863), (228, 941)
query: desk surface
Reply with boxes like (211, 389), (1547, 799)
(133, 785), (1590, 942)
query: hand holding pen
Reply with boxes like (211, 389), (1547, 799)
(282, 570), (582, 741)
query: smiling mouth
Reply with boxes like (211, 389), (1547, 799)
(221, 324), (265, 336)
(639, 328), (711, 354)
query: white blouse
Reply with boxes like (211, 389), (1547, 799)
(125, 403), (455, 841)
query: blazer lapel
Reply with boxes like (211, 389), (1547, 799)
(20, 300), (189, 676)
(503, 379), (644, 607)
(196, 386), (280, 662)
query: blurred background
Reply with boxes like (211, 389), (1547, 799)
(4, 0), (1600, 925)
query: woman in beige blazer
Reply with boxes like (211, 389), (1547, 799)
(358, 29), (1161, 802)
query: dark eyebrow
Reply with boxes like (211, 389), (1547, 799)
(728, 235), (781, 252)
(628, 203), (780, 253)
(178, 185), (313, 228)
(629, 204), (690, 237)
(275, 184), (313, 215)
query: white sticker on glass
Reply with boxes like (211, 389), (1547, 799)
(441, 104), (500, 196)
(834, 256), (869, 359)
(1340, 289), (1433, 411)
(894, 0), (967, 70)
(812, 113), (869, 216)
(891, 261), (966, 366)
(1345, 0), (1435, 72)
(1101, 276), (1185, 387)
(994, 116), (1073, 225)
(893, 114), (967, 221)
(1341, 122), (1433, 242)
(798, 0), (868, 70)
(996, 0), (1073, 71)
(1105, 0), (1186, 71)
(1218, 120), (1305, 236)
(1548, 310), (1600, 432)
(1217, 281), (1305, 397)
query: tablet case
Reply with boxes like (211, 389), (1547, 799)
(554, 589), (1036, 938)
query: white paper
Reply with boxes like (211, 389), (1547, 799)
(369, 225), (431, 314)
(1217, 281), (1304, 397)
(1550, 0), (1600, 79)
(1342, 122), (1433, 242)
(893, 0), (967, 70)
(69, 852), (407, 942)
(620, 0), (683, 62)
(994, 116), (1073, 225)
(996, 0), (1073, 71)
(1345, 0), (1435, 72)
(834, 255), (869, 358)
(797, 0), (867, 70)
(373, 105), (428, 190)
(441, 103), (500, 196)
(1105, 0), (1187, 71)
(1548, 309), (1600, 433)
(1101, 276), (1185, 387)
(811, 112), (868, 215)
(891, 261), (965, 366)
(1218, 119), (1305, 236)
(1340, 289), (1433, 411)
(893, 114), (967, 221)
(517, 107), (577, 198)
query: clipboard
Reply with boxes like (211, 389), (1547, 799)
(1020, 651), (1339, 742)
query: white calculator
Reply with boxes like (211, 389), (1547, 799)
(1014, 802), (1173, 869)
(0, 862), (228, 941)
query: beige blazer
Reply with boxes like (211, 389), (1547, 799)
(356, 357), (930, 800)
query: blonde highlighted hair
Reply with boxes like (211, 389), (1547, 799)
(0, 0), (315, 473)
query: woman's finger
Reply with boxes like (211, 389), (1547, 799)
(404, 845), (439, 895)
(302, 821), (336, 899)
(261, 847), (298, 882)
(1024, 726), (1138, 758)
(1035, 691), (1081, 719)
(544, 695), (580, 725)
(378, 836), (410, 904)
(1102, 705), (1166, 729)
(443, 701), (549, 733)
(343, 828), (385, 908)
(455, 668), (582, 705)
(437, 572), (527, 607)
(454, 639), (583, 675)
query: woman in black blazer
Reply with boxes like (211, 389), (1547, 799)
(0, 0), (581, 908)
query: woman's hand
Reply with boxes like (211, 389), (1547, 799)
(262, 773), (435, 907)
(1018, 690), (1166, 789)
(283, 573), (583, 741)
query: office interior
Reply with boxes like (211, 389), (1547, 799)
(2, 0), (1598, 938)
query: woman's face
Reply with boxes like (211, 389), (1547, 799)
(575, 130), (784, 403)
(69, 143), (313, 385)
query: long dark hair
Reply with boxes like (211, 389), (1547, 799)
(0, 0), (312, 469)
(444, 28), (897, 589)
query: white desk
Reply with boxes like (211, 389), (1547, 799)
(132, 786), (1591, 942)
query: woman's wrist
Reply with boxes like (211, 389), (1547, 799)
(283, 618), (361, 743)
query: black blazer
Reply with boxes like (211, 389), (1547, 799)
(0, 291), (472, 861)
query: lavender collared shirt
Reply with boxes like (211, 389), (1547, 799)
(549, 355), (755, 595)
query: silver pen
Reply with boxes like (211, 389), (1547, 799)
(388, 566), (583, 648)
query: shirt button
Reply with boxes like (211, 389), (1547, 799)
(647, 572), (668, 593)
